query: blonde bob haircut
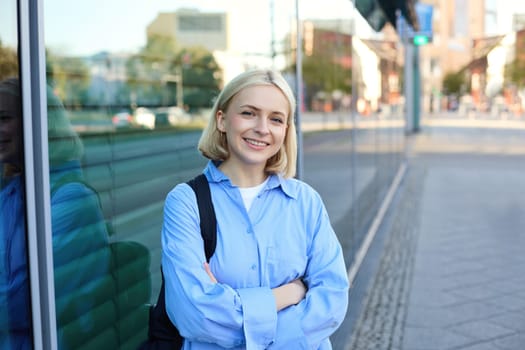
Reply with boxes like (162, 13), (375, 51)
(198, 69), (297, 178)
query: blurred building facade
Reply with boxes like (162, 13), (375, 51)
(146, 9), (228, 52)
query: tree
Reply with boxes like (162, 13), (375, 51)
(126, 34), (179, 107)
(126, 35), (221, 110)
(442, 70), (465, 95)
(46, 50), (91, 107)
(505, 58), (525, 88)
(176, 47), (221, 110)
(294, 28), (352, 111)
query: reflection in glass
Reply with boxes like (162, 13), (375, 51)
(0, 77), (33, 349)
(1, 1), (33, 345)
(46, 83), (151, 349)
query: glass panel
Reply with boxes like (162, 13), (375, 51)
(39, 0), (403, 346)
(299, 0), (405, 276)
(299, 1), (356, 269)
(42, 0), (406, 347)
(43, 1), (295, 348)
(0, 1), (34, 348)
(349, 8), (405, 258)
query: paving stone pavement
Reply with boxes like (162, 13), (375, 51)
(345, 127), (525, 350)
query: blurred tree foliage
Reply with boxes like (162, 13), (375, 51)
(126, 34), (221, 110)
(46, 50), (91, 108)
(442, 70), (466, 95)
(292, 27), (352, 111)
(505, 58), (525, 88)
(0, 40), (18, 80)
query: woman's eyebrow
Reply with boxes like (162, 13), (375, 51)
(239, 104), (260, 111)
(240, 104), (286, 116)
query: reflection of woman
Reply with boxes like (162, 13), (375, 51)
(0, 77), (31, 349)
(46, 81), (112, 349)
(162, 69), (349, 349)
(0, 77), (111, 349)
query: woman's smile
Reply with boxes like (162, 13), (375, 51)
(244, 137), (269, 148)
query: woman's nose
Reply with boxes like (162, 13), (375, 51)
(254, 116), (269, 134)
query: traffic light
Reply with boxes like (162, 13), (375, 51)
(413, 34), (429, 46)
(355, 0), (418, 32)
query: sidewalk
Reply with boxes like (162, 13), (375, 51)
(342, 127), (525, 350)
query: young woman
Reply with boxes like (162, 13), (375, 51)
(162, 69), (349, 349)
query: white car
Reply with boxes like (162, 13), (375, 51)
(155, 106), (191, 127)
(134, 107), (156, 129)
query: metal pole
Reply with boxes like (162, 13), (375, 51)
(176, 66), (183, 108)
(350, 1), (358, 263)
(295, 0), (304, 180)
(404, 42), (414, 134)
(20, 0), (58, 348)
(270, 0), (276, 69)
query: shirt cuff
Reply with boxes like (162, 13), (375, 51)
(237, 287), (277, 349)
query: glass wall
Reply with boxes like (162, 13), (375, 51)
(0, 1), (34, 348)
(299, 4), (405, 271)
(43, 1), (299, 348)
(3, 0), (406, 347)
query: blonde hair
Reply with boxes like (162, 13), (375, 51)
(198, 69), (297, 178)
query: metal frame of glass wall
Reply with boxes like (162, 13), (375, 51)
(20, 0), (57, 348)
(15, 1), (407, 348)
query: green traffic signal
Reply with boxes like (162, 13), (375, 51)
(413, 34), (429, 46)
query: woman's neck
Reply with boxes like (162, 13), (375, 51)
(219, 161), (267, 188)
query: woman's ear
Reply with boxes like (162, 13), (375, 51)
(216, 110), (226, 132)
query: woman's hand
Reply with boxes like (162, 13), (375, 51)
(204, 262), (305, 311)
(203, 262), (217, 283)
(272, 278), (306, 311)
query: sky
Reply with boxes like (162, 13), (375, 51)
(0, 0), (359, 56)
(2, 0), (525, 56)
(41, 0), (355, 56)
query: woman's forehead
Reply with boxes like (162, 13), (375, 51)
(233, 85), (289, 111)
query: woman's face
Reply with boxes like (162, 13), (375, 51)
(0, 91), (23, 166)
(217, 84), (289, 171)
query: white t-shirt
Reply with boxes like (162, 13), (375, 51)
(238, 177), (269, 212)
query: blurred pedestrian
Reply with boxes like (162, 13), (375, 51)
(162, 69), (349, 349)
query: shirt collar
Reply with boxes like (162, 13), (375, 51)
(203, 160), (297, 199)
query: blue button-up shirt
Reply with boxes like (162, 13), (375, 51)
(162, 161), (349, 349)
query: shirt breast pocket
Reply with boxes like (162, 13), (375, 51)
(266, 241), (307, 284)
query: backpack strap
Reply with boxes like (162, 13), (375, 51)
(187, 173), (217, 262)
(142, 174), (217, 347)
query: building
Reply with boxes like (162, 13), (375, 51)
(414, 0), (485, 112)
(146, 9), (228, 52)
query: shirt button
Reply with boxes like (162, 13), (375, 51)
(246, 229), (253, 234)
(251, 264), (256, 270)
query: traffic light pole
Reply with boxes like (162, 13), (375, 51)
(402, 35), (422, 134)
(413, 44), (421, 132)
(403, 41), (414, 134)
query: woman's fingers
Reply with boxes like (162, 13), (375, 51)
(203, 262), (218, 283)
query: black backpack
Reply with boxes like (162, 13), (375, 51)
(140, 173), (217, 349)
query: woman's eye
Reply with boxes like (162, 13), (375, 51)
(271, 117), (284, 124)
(241, 110), (254, 116)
